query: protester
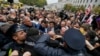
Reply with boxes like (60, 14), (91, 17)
(0, 5), (99, 56)
(34, 28), (86, 56)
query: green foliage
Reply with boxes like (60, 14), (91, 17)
(77, 5), (85, 11)
(64, 4), (77, 12)
(64, 4), (72, 11)
(19, 0), (46, 7)
(70, 6), (77, 12)
(35, 0), (46, 7)
(64, 4), (85, 12)
(93, 6), (100, 14)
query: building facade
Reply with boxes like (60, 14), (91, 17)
(60, 0), (100, 7)
(45, 0), (100, 10)
(70, 0), (100, 7)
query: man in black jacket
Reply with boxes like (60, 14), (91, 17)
(5, 24), (39, 56)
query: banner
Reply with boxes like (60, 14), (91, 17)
(81, 4), (92, 22)
(86, 14), (94, 25)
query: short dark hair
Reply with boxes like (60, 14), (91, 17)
(49, 21), (56, 26)
(41, 20), (48, 24)
(95, 28), (100, 32)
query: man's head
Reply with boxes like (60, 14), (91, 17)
(96, 28), (100, 38)
(13, 29), (26, 43)
(0, 15), (7, 22)
(23, 16), (32, 27)
(63, 28), (85, 50)
(66, 20), (71, 27)
(72, 22), (80, 30)
(60, 20), (66, 27)
(60, 27), (68, 35)
(0, 23), (12, 33)
(6, 24), (26, 43)
(41, 20), (48, 28)
(49, 21), (55, 28)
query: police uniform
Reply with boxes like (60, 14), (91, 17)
(34, 28), (86, 56)
(5, 42), (39, 56)
(5, 24), (40, 56)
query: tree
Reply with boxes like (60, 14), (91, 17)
(64, 4), (77, 12)
(64, 4), (72, 11)
(70, 6), (77, 12)
(19, 0), (46, 7)
(93, 6), (100, 14)
(77, 5), (85, 11)
(35, 0), (46, 7)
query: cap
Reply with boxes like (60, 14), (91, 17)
(63, 28), (85, 50)
(5, 23), (23, 38)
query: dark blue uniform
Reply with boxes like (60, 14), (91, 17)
(4, 24), (40, 56)
(5, 42), (39, 56)
(34, 34), (85, 56)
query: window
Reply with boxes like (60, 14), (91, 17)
(95, 0), (97, 2)
(87, 0), (88, 3)
(85, 5), (86, 7)
(76, 0), (78, 3)
(93, 5), (95, 7)
(80, 0), (82, 3)
(78, 0), (80, 3)
(83, 0), (85, 3)
(91, 0), (93, 2)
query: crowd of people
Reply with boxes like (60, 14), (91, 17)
(0, 5), (100, 56)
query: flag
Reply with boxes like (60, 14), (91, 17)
(85, 4), (92, 15)
(82, 4), (92, 22)
(86, 14), (94, 25)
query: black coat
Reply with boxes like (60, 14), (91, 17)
(90, 49), (100, 56)
(5, 42), (40, 56)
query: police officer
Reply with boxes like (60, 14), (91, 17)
(5, 23), (39, 56)
(34, 28), (86, 56)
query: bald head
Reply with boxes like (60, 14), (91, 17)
(23, 16), (30, 22)
(22, 16), (32, 26)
